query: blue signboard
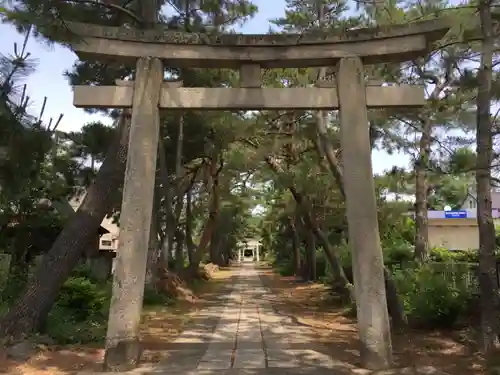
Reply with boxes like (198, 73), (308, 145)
(444, 210), (467, 219)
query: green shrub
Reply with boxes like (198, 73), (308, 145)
(3, 267), (180, 345)
(393, 263), (472, 328)
(264, 252), (276, 264)
(71, 264), (107, 283)
(0, 254), (11, 289)
(143, 287), (174, 306)
(276, 261), (295, 276)
(335, 240), (414, 269)
(335, 242), (351, 267)
(56, 277), (110, 321)
(45, 276), (111, 344)
(315, 251), (328, 280)
(384, 243), (413, 264)
(429, 247), (463, 262)
(429, 247), (500, 263)
(495, 225), (500, 248)
(45, 307), (107, 344)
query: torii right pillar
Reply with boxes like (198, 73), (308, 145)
(336, 57), (393, 370)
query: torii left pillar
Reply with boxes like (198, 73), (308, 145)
(104, 56), (163, 371)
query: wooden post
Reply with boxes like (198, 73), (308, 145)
(104, 56), (163, 371)
(336, 57), (393, 370)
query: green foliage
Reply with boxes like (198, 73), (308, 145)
(495, 225), (500, 248)
(429, 247), (487, 263)
(45, 272), (177, 343)
(0, 262), (176, 344)
(276, 260), (296, 276)
(45, 275), (110, 344)
(143, 287), (175, 307)
(336, 237), (414, 269)
(385, 245), (413, 264)
(70, 121), (115, 166)
(45, 307), (108, 345)
(315, 251), (329, 280)
(55, 277), (109, 320)
(2, 0), (497, 348)
(335, 242), (351, 267)
(0, 255), (10, 287)
(393, 263), (472, 328)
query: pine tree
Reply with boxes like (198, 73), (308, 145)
(0, 0), (258, 345)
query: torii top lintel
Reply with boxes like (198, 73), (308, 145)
(68, 19), (450, 68)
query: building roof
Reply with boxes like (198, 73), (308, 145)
(46, 197), (110, 235)
(69, 194), (119, 236)
(461, 186), (500, 208)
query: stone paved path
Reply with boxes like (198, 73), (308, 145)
(151, 264), (361, 375)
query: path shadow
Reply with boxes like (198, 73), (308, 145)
(256, 264), (485, 375)
(0, 270), (236, 375)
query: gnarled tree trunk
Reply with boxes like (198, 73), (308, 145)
(174, 228), (185, 271)
(146, 186), (161, 287)
(292, 187), (354, 301)
(414, 119), (431, 262)
(312, 127), (407, 328)
(185, 187), (195, 266)
(188, 157), (223, 274)
(306, 227), (317, 281)
(265, 155), (353, 301)
(289, 215), (301, 276)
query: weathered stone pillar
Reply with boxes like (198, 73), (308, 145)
(256, 246), (260, 262)
(104, 56), (163, 371)
(239, 64), (261, 87)
(238, 249), (242, 262)
(336, 57), (392, 370)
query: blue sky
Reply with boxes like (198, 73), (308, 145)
(0, 0), (410, 174)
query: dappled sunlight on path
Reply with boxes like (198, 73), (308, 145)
(258, 267), (484, 375)
(2, 265), (479, 375)
(139, 264), (366, 375)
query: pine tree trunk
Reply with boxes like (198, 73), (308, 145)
(146, 193), (160, 287)
(306, 228), (316, 281)
(0, 114), (131, 340)
(290, 187), (354, 301)
(174, 229), (185, 271)
(289, 216), (301, 276)
(313, 122), (407, 327)
(264, 155), (352, 299)
(173, 114), (185, 269)
(383, 268), (407, 330)
(189, 158), (222, 273)
(414, 120), (431, 262)
(300, 220), (310, 279)
(185, 188), (195, 266)
(158, 140), (174, 266)
(209, 231), (223, 266)
(2, 242), (29, 302)
(209, 169), (221, 265)
(315, 113), (345, 197)
(476, 0), (499, 354)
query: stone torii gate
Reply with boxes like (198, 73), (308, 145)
(238, 240), (261, 262)
(68, 20), (448, 371)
